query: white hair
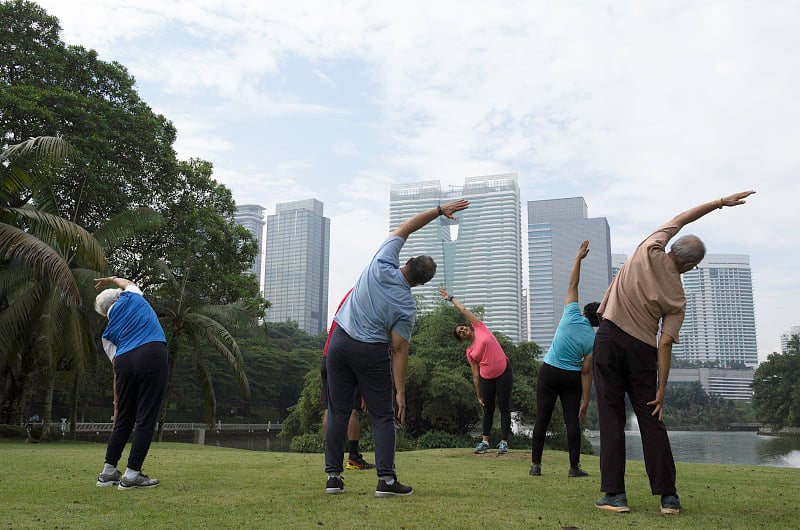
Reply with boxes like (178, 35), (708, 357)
(94, 288), (122, 317)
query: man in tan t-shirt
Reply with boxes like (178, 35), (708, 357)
(593, 190), (755, 516)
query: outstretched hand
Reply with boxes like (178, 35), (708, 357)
(439, 199), (470, 220)
(722, 190), (756, 207)
(438, 286), (450, 300)
(94, 277), (117, 290)
(576, 240), (590, 260)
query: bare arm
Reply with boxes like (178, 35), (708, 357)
(391, 199), (469, 241)
(391, 330), (410, 426)
(94, 276), (135, 290)
(439, 287), (480, 323)
(578, 354), (592, 423)
(470, 361), (484, 410)
(647, 333), (675, 421)
(565, 240), (589, 305)
(668, 190), (756, 231)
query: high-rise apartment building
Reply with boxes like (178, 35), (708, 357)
(389, 175), (523, 341)
(672, 254), (758, 367)
(234, 204), (265, 290)
(781, 326), (800, 353)
(527, 197), (611, 352)
(263, 199), (330, 335)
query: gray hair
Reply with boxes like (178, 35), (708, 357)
(95, 288), (122, 317)
(670, 235), (706, 265)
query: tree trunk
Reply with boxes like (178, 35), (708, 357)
(70, 371), (79, 440)
(156, 339), (179, 442)
(42, 373), (54, 440)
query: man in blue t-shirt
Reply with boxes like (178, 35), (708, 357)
(324, 198), (469, 497)
(93, 276), (168, 491)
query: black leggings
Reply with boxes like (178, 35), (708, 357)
(530, 362), (582, 467)
(479, 363), (513, 440)
(105, 341), (169, 471)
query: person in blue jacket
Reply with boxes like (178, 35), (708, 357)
(93, 276), (168, 490)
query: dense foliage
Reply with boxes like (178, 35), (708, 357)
(752, 335), (800, 431)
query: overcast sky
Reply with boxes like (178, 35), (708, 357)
(35, 0), (799, 359)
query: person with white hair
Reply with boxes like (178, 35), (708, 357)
(593, 190), (755, 515)
(93, 276), (168, 490)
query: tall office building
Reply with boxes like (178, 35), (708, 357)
(672, 254), (758, 367)
(389, 175), (523, 341)
(611, 253), (628, 280)
(263, 199), (330, 335)
(527, 197), (611, 352)
(234, 204), (266, 290)
(781, 326), (800, 353)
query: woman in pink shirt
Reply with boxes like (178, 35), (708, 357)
(440, 287), (513, 455)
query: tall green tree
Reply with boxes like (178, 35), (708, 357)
(752, 336), (800, 430)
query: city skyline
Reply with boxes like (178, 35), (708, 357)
(37, 1), (798, 359)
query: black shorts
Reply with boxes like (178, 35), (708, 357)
(320, 355), (362, 410)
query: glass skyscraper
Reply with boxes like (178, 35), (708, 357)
(263, 199), (330, 335)
(389, 175), (523, 342)
(673, 254), (758, 367)
(234, 204), (265, 290)
(527, 197), (611, 352)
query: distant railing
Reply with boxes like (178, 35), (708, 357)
(71, 422), (282, 433)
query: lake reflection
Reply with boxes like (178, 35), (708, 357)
(587, 430), (800, 468)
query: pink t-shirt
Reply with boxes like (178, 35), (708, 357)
(466, 321), (508, 379)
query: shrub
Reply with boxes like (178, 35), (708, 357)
(290, 433), (324, 453)
(416, 430), (473, 449)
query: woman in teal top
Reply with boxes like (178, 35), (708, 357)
(530, 241), (599, 477)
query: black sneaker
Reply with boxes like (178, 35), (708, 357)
(345, 453), (376, 470)
(568, 465), (589, 477)
(529, 464), (541, 476)
(96, 469), (122, 487)
(595, 492), (630, 513)
(375, 479), (413, 497)
(661, 494), (681, 515)
(326, 475), (344, 494)
(118, 473), (159, 490)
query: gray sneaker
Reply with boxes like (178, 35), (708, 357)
(595, 492), (630, 513)
(96, 469), (122, 487)
(118, 473), (159, 490)
(529, 464), (541, 476)
(661, 494), (681, 515)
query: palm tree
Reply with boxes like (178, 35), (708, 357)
(148, 259), (252, 440)
(0, 136), (162, 435)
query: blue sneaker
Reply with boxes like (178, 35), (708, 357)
(661, 494), (681, 514)
(595, 492), (630, 513)
(473, 441), (490, 454)
(497, 441), (508, 454)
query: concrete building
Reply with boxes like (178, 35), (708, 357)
(527, 197), (611, 352)
(672, 254), (758, 368)
(669, 368), (754, 401)
(389, 175), (523, 341)
(263, 199), (330, 335)
(781, 325), (800, 353)
(234, 204), (265, 290)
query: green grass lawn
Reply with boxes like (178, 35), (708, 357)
(1, 440), (797, 529)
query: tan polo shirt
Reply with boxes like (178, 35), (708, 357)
(598, 223), (686, 347)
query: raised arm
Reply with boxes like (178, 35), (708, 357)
(439, 287), (480, 323)
(94, 276), (135, 290)
(391, 199), (469, 241)
(565, 240), (589, 305)
(668, 190), (756, 231)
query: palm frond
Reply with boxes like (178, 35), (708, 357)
(0, 280), (46, 361)
(194, 300), (256, 327)
(0, 223), (80, 303)
(0, 267), (35, 299)
(0, 136), (71, 165)
(93, 207), (165, 250)
(3, 207), (106, 270)
(184, 312), (250, 399)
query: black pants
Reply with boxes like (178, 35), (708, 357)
(593, 320), (676, 495)
(479, 363), (513, 440)
(324, 326), (396, 478)
(530, 362), (582, 467)
(105, 341), (169, 472)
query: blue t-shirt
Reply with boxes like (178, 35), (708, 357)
(543, 302), (595, 371)
(102, 288), (166, 358)
(334, 236), (416, 343)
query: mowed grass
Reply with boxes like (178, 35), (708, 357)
(1, 439), (798, 529)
